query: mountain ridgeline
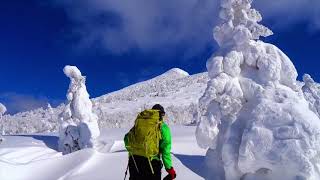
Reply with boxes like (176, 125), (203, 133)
(1, 68), (208, 134)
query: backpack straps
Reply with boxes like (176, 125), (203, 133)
(129, 151), (139, 173)
(124, 160), (129, 180)
(126, 109), (163, 175)
(146, 143), (155, 174)
(148, 157), (155, 174)
(126, 137), (140, 173)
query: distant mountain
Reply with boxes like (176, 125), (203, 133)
(1, 68), (208, 134)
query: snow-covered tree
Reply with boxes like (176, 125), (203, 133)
(59, 65), (100, 154)
(196, 0), (320, 180)
(0, 103), (6, 118)
(302, 74), (320, 118)
(0, 103), (6, 140)
(45, 103), (57, 132)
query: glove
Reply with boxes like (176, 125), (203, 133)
(165, 167), (176, 179)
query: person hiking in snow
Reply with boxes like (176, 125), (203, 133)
(124, 104), (176, 180)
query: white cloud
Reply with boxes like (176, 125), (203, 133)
(254, 0), (320, 30)
(55, 0), (320, 56)
(0, 93), (50, 114)
(55, 0), (219, 56)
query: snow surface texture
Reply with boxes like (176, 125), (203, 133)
(59, 66), (100, 154)
(0, 126), (206, 180)
(302, 74), (320, 118)
(0, 68), (208, 134)
(196, 0), (320, 180)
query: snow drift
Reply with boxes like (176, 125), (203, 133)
(0, 126), (206, 180)
(196, 0), (320, 180)
(59, 66), (100, 154)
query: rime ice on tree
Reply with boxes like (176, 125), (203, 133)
(0, 103), (6, 139)
(0, 103), (6, 119)
(302, 74), (320, 118)
(196, 0), (320, 180)
(59, 66), (100, 154)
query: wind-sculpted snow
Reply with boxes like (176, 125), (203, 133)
(59, 65), (100, 154)
(302, 74), (320, 118)
(0, 126), (206, 180)
(196, 0), (320, 180)
(0, 68), (208, 134)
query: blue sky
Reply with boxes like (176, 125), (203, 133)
(0, 0), (319, 114)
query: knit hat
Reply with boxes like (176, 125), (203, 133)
(152, 104), (165, 114)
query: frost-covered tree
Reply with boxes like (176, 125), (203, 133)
(196, 0), (320, 180)
(302, 74), (320, 118)
(45, 103), (57, 132)
(0, 103), (6, 118)
(0, 103), (6, 140)
(59, 65), (100, 154)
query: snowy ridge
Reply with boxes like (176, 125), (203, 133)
(1, 68), (208, 134)
(94, 68), (206, 128)
(95, 68), (190, 102)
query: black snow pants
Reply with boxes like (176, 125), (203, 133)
(128, 155), (162, 180)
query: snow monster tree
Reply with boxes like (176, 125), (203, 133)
(59, 65), (100, 154)
(0, 103), (6, 140)
(196, 0), (320, 180)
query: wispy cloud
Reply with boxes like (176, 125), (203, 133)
(53, 0), (320, 56)
(53, 0), (219, 57)
(0, 92), (51, 114)
(254, 0), (320, 31)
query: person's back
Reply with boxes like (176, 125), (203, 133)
(124, 104), (176, 180)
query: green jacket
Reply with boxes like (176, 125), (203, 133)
(124, 122), (173, 169)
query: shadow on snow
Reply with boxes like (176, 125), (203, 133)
(173, 153), (206, 178)
(16, 135), (59, 151)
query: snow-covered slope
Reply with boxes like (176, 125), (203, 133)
(0, 126), (206, 180)
(93, 68), (207, 128)
(1, 68), (208, 134)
